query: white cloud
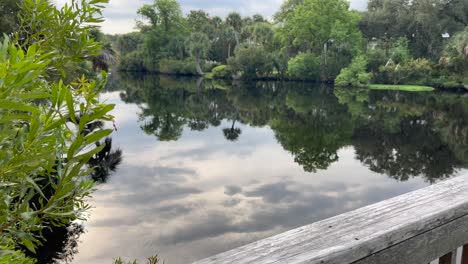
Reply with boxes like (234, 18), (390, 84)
(53, 0), (368, 34)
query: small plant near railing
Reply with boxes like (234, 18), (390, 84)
(114, 255), (162, 264)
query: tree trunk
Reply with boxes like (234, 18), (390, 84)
(321, 42), (328, 82)
(228, 43), (231, 58)
(195, 56), (204, 75)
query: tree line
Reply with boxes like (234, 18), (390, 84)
(111, 0), (467, 90)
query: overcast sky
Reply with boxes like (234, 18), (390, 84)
(54, 0), (368, 34)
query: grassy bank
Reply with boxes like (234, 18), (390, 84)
(368, 84), (435, 92)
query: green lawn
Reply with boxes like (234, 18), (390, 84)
(369, 84), (435, 92)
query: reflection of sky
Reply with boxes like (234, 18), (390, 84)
(72, 91), (459, 264)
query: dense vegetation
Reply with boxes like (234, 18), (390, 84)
(0, 0), (120, 263)
(112, 0), (467, 90)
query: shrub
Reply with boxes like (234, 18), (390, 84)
(335, 55), (371, 87)
(366, 48), (387, 73)
(433, 74), (466, 89)
(270, 51), (289, 78)
(0, 0), (114, 262)
(228, 44), (273, 79)
(377, 58), (434, 85)
(159, 59), (198, 75)
(287, 52), (321, 81)
(212, 65), (233, 79)
(119, 51), (147, 72)
(390, 38), (411, 64)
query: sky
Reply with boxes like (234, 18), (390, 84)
(54, 0), (368, 34)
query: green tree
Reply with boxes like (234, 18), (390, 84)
(228, 44), (273, 79)
(442, 27), (468, 76)
(335, 55), (371, 87)
(0, 0), (22, 35)
(186, 32), (211, 75)
(138, 0), (182, 32)
(222, 26), (239, 59)
(279, 0), (363, 79)
(287, 52), (321, 81)
(187, 10), (211, 32)
(226, 12), (243, 32)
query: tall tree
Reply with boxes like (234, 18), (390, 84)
(279, 0), (363, 78)
(223, 26), (239, 58)
(186, 32), (211, 75)
(137, 0), (182, 32)
(226, 12), (243, 32)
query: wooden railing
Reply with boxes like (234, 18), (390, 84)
(432, 244), (468, 264)
(194, 174), (468, 264)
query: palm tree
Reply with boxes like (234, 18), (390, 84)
(226, 12), (242, 32)
(223, 26), (239, 58)
(91, 42), (117, 72)
(223, 120), (242, 141)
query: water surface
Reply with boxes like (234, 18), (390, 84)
(72, 73), (468, 264)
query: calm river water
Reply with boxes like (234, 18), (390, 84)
(69, 73), (468, 264)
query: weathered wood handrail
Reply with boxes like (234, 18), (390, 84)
(194, 174), (468, 264)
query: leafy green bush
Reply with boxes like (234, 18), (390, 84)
(228, 44), (273, 79)
(119, 51), (147, 72)
(287, 52), (320, 81)
(390, 38), (411, 64)
(433, 74), (466, 89)
(377, 58), (434, 85)
(441, 27), (468, 76)
(212, 65), (233, 79)
(366, 48), (387, 73)
(335, 56), (371, 87)
(114, 255), (161, 264)
(0, 0), (114, 262)
(159, 59), (198, 75)
(270, 51), (289, 78)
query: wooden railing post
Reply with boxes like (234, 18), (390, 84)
(439, 252), (452, 264)
(462, 244), (468, 264)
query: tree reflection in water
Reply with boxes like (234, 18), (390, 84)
(111, 72), (468, 182)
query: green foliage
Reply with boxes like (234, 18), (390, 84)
(228, 44), (273, 79)
(159, 59), (197, 75)
(361, 0), (467, 58)
(335, 56), (371, 87)
(119, 51), (147, 72)
(287, 53), (320, 81)
(212, 65), (233, 79)
(185, 32), (210, 59)
(278, 0), (363, 55)
(368, 84), (435, 92)
(389, 38), (412, 64)
(114, 255), (161, 264)
(137, 0), (182, 32)
(270, 51), (289, 78)
(442, 27), (468, 76)
(0, 0), (22, 35)
(366, 48), (387, 73)
(0, 0), (114, 262)
(378, 58), (434, 85)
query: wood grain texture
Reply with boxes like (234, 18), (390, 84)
(194, 175), (468, 264)
(353, 214), (468, 264)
